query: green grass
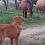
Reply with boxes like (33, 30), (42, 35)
(0, 10), (23, 24)
(0, 9), (45, 26)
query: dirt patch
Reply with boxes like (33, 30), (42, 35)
(19, 24), (45, 44)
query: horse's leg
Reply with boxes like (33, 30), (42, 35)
(10, 38), (13, 45)
(29, 13), (32, 20)
(15, 38), (19, 45)
(25, 10), (27, 18)
(27, 3), (33, 20)
(23, 10), (24, 17)
(27, 9), (32, 20)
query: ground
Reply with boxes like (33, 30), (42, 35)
(20, 24), (45, 39)
(19, 24), (45, 45)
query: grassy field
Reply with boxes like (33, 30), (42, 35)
(0, 9), (45, 26)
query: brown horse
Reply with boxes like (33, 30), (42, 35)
(0, 16), (24, 45)
(35, 0), (45, 14)
(19, 0), (33, 19)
